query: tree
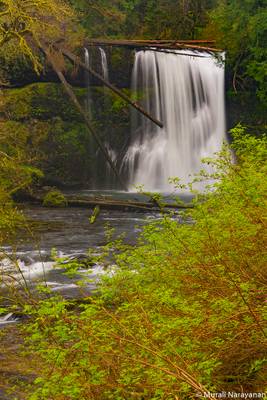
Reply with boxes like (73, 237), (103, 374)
(204, 0), (267, 105)
(69, 0), (216, 39)
(0, 121), (43, 242)
(69, 0), (126, 37)
(0, 0), (82, 240)
(0, 0), (81, 73)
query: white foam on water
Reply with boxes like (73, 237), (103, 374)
(0, 253), (110, 290)
(1, 257), (54, 285)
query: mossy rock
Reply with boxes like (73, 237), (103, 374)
(0, 83), (131, 185)
(1, 83), (86, 122)
(42, 190), (67, 208)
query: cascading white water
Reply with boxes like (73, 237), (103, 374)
(99, 47), (109, 81)
(98, 47), (118, 187)
(84, 48), (92, 119)
(84, 48), (98, 187)
(122, 49), (226, 191)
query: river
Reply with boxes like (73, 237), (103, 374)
(0, 190), (192, 327)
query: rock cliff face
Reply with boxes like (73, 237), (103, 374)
(1, 82), (130, 188)
(0, 46), (133, 88)
(0, 46), (135, 188)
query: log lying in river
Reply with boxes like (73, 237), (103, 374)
(66, 198), (193, 212)
(27, 196), (193, 212)
(22, 194), (193, 212)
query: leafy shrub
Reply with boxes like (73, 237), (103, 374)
(25, 126), (267, 399)
(0, 122), (43, 244)
(42, 190), (67, 208)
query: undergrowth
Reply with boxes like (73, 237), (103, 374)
(14, 126), (267, 398)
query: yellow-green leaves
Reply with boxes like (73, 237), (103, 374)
(0, 0), (80, 73)
(89, 205), (100, 224)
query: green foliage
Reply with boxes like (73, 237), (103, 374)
(0, 190), (24, 242)
(2, 83), (86, 122)
(0, 0), (81, 73)
(70, 0), (215, 39)
(89, 205), (100, 224)
(69, 0), (126, 37)
(0, 83), (132, 186)
(0, 83), (96, 184)
(23, 126), (267, 398)
(42, 190), (67, 207)
(204, 0), (267, 106)
(0, 43), (38, 85)
(0, 119), (43, 242)
(0, 123), (42, 192)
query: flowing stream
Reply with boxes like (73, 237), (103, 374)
(1, 192), (166, 324)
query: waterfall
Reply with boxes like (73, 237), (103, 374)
(84, 48), (92, 119)
(99, 47), (109, 81)
(84, 48), (97, 187)
(99, 46), (117, 188)
(122, 49), (226, 192)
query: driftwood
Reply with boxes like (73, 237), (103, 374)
(57, 46), (164, 129)
(44, 47), (128, 192)
(86, 39), (222, 53)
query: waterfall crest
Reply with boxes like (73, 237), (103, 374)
(123, 50), (226, 191)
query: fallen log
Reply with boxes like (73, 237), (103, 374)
(67, 198), (155, 211)
(23, 194), (193, 212)
(56, 46), (164, 129)
(66, 198), (193, 212)
(43, 47), (128, 192)
(86, 39), (222, 53)
(117, 39), (216, 44)
(89, 39), (216, 44)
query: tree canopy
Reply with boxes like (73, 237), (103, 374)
(0, 0), (81, 73)
(204, 0), (267, 105)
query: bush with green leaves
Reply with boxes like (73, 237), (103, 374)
(25, 126), (267, 399)
(0, 122), (43, 243)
